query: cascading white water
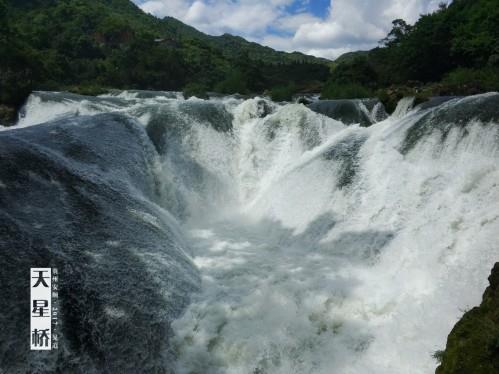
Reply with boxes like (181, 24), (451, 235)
(391, 96), (415, 119)
(168, 95), (499, 374)
(8, 91), (499, 374)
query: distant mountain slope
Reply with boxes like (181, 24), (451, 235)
(157, 16), (327, 64)
(207, 33), (329, 64)
(0, 0), (329, 119)
(333, 51), (370, 65)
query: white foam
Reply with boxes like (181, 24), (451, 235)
(170, 94), (499, 374)
(392, 97), (415, 119)
(9, 91), (499, 373)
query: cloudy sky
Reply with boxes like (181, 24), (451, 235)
(132, 0), (451, 60)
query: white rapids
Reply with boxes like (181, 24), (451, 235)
(9, 91), (499, 374)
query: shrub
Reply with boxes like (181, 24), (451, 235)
(321, 82), (373, 100)
(214, 70), (248, 95)
(432, 350), (445, 363)
(442, 67), (499, 93)
(269, 82), (297, 102)
(183, 82), (209, 99)
(67, 84), (109, 96)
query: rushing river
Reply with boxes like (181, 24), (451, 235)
(1, 91), (498, 373)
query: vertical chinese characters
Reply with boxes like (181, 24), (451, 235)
(30, 268), (52, 350)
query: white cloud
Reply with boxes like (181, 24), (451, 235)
(138, 0), (291, 37)
(304, 46), (370, 60)
(185, 1), (280, 36)
(139, 0), (190, 19)
(274, 12), (322, 33)
(135, 0), (452, 60)
(290, 0), (453, 53)
(259, 35), (293, 52)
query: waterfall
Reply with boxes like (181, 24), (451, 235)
(1, 91), (498, 373)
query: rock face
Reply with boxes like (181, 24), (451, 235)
(436, 263), (499, 374)
(308, 99), (387, 127)
(0, 114), (199, 373)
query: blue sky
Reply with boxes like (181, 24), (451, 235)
(282, 0), (329, 18)
(311, 0), (330, 17)
(133, 0), (451, 60)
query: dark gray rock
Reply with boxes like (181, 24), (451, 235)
(0, 113), (199, 374)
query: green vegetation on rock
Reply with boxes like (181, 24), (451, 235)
(436, 263), (499, 374)
(321, 82), (373, 100)
(269, 83), (298, 102)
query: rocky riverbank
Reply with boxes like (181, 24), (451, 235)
(436, 263), (499, 374)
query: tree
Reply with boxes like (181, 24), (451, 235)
(0, 0), (8, 34)
(380, 19), (412, 47)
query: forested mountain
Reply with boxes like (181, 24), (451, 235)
(161, 15), (327, 65)
(1, 0), (498, 121)
(0, 0), (329, 114)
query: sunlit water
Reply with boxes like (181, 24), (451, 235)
(7, 91), (499, 373)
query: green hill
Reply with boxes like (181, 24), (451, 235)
(159, 16), (328, 65)
(0, 0), (329, 119)
(333, 51), (369, 66)
(207, 33), (329, 64)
